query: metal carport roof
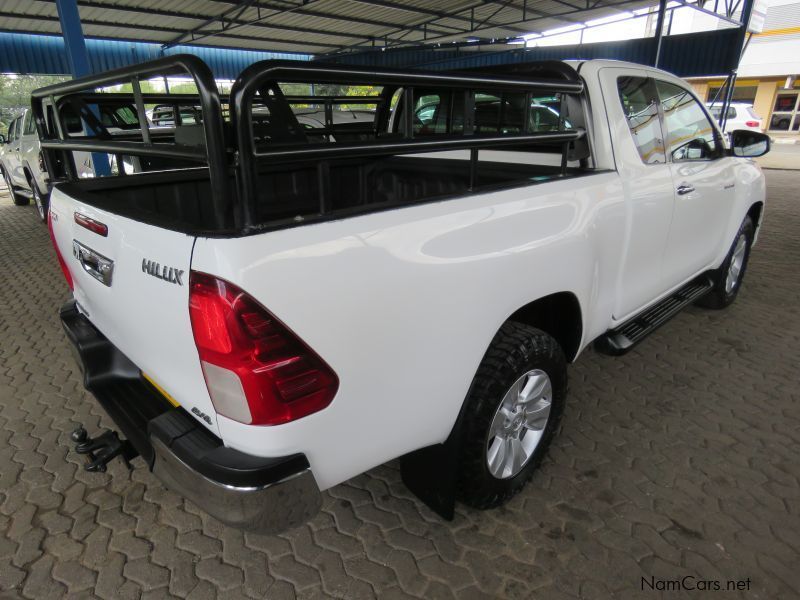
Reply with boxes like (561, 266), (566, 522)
(0, 0), (664, 55)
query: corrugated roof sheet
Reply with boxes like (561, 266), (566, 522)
(0, 32), (309, 78)
(319, 28), (743, 77)
(0, 0), (670, 55)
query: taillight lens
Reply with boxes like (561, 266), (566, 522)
(47, 210), (73, 291)
(745, 120), (760, 128)
(189, 272), (338, 426)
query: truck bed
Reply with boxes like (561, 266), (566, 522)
(57, 156), (591, 234)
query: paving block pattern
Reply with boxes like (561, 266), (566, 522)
(0, 173), (798, 598)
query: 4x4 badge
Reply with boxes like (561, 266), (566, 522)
(142, 259), (184, 286)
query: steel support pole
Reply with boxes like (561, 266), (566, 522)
(653, 0), (668, 68)
(720, 0), (755, 133)
(55, 0), (110, 176)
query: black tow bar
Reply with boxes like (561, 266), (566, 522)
(70, 427), (138, 472)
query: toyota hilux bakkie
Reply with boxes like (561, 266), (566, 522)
(36, 55), (768, 533)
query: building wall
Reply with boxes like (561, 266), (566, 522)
(753, 81), (780, 128)
(691, 81), (710, 100)
(686, 0), (800, 138)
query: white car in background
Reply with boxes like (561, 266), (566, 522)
(0, 110), (51, 220)
(706, 102), (764, 132)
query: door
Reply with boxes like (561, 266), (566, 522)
(19, 111), (41, 192)
(5, 118), (24, 186)
(601, 70), (675, 320)
(655, 79), (735, 286)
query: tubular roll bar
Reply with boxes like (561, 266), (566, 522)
(31, 54), (231, 229)
(230, 60), (585, 230)
(30, 56), (587, 233)
(284, 96), (384, 103)
(39, 139), (207, 162)
(254, 131), (584, 163)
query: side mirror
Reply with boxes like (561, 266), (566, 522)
(672, 137), (714, 161)
(730, 129), (770, 158)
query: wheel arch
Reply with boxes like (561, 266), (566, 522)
(747, 201), (764, 229)
(400, 293), (582, 519)
(21, 163), (43, 195)
(507, 291), (584, 362)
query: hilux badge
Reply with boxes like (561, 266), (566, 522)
(142, 258), (184, 286)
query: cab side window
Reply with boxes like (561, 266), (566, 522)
(617, 76), (665, 165)
(24, 112), (37, 135)
(10, 118), (20, 142)
(656, 80), (720, 161)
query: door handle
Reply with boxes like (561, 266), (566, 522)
(676, 183), (695, 195)
(72, 240), (114, 286)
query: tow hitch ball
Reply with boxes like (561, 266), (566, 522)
(70, 427), (137, 472)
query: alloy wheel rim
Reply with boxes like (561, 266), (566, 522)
(725, 233), (747, 294)
(33, 188), (44, 220)
(485, 369), (552, 480)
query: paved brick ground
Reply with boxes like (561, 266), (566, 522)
(0, 173), (798, 599)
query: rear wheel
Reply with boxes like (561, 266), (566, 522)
(31, 184), (48, 223)
(456, 322), (567, 509)
(696, 216), (754, 309)
(3, 170), (29, 206)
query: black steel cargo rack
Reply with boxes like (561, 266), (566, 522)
(32, 54), (588, 235)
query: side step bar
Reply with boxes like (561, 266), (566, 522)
(594, 276), (713, 356)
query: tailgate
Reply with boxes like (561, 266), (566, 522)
(48, 187), (218, 435)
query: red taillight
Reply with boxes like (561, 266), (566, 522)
(74, 212), (108, 237)
(47, 210), (73, 291)
(746, 120), (760, 128)
(188, 272), (338, 426)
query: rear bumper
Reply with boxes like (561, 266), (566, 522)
(60, 300), (321, 533)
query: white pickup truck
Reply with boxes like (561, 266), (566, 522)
(36, 55), (769, 533)
(1, 109), (51, 221)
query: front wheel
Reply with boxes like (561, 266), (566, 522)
(456, 322), (567, 509)
(696, 216), (754, 309)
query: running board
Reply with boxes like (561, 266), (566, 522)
(594, 276), (713, 356)
(15, 188), (33, 199)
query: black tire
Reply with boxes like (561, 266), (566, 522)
(696, 215), (754, 309)
(455, 322), (567, 509)
(31, 183), (49, 223)
(3, 170), (29, 206)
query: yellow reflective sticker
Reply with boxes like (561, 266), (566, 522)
(142, 372), (180, 407)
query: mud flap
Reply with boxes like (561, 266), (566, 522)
(400, 406), (470, 521)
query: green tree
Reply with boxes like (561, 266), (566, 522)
(0, 74), (70, 133)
